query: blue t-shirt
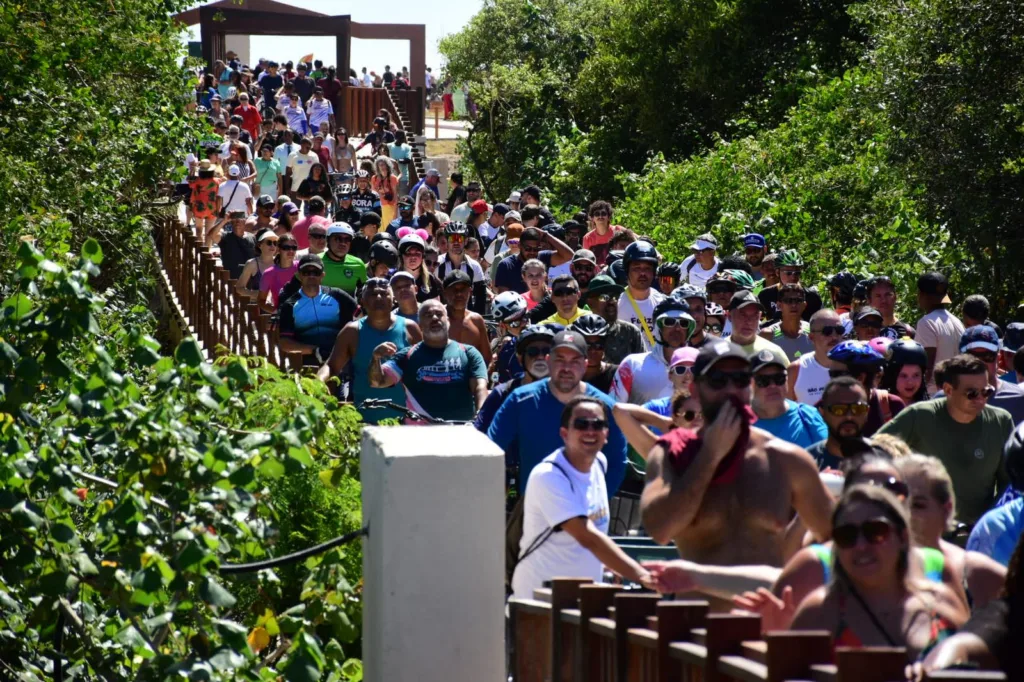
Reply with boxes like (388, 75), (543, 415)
(487, 379), (627, 495)
(641, 396), (673, 438)
(474, 377), (523, 445)
(493, 336), (524, 384)
(387, 216), (416, 237)
(383, 340), (486, 422)
(278, 286), (357, 359)
(494, 251), (554, 293)
(966, 498), (1024, 567)
(353, 316), (410, 424)
(756, 400), (829, 449)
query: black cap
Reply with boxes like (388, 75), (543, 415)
(853, 306), (883, 324)
(692, 340), (750, 377)
(750, 347), (788, 374)
(443, 269), (472, 288)
(917, 272), (950, 301)
(1005, 323), (1024, 353)
(492, 203), (511, 216)
(297, 254), (324, 271)
(728, 289), (764, 312)
(551, 329), (588, 357)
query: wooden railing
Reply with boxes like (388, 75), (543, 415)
(155, 213), (303, 371)
(339, 85), (424, 138)
(509, 578), (1007, 682)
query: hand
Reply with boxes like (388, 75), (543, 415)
(373, 342), (398, 360)
(642, 560), (699, 595)
(731, 586), (796, 633)
(701, 399), (744, 463)
(635, 569), (658, 592)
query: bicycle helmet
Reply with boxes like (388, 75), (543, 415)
(622, 241), (659, 270)
(869, 337), (893, 358)
(570, 314), (609, 337)
(1003, 422), (1024, 490)
(777, 249), (804, 268)
(355, 169), (371, 179)
(369, 241), (399, 268)
(705, 302), (725, 318)
(337, 184), (354, 196)
(544, 223), (565, 240)
(516, 324), (558, 353)
(828, 271), (859, 298)
(444, 221), (469, 236)
(853, 279), (869, 301)
(607, 259), (628, 286)
(721, 269), (755, 291)
(605, 250), (625, 266)
(886, 339), (928, 368)
(672, 283), (707, 303)
(398, 234), (426, 253)
(658, 262), (682, 279)
(371, 231), (398, 245)
(828, 340), (885, 368)
(492, 291), (528, 322)
(652, 297), (696, 345)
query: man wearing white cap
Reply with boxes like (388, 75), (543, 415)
(216, 164), (253, 217)
(680, 232), (720, 288)
(408, 167), (441, 203)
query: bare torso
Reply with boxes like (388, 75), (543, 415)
(447, 309), (492, 365)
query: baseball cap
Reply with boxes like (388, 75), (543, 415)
(692, 233), (719, 251)
(426, 168), (440, 178)
(256, 194), (275, 207)
(749, 347), (788, 374)
(492, 203), (511, 216)
(390, 270), (416, 285)
(327, 222), (355, 237)
(853, 306), (884, 325)
(505, 210), (522, 223)
(297, 254), (324, 271)
(467, 181), (482, 190)
(398, 195), (414, 208)
(228, 210), (246, 219)
(728, 290), (763, 312)
(586, 274), (624, 298)
(443, 269), (472, 288)
(228, 164), (241, 177)
(1004, 323), (1024, 353)
(743, 233), (766, 249)
(692, 340), (751, 377)
(917, 271), (952, 304)
(507, 190), (522, 202)
(572, 249), (598, 266)
(281, 202), (300, 215)
(551, 329), (588, 357)
(960, 325), (1001, 354)
(670, 346), (700, 369)
(470, 199), (490, 215)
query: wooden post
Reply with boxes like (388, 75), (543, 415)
(656, 601), (708, 682)
(578, 585), (623, 682)
(612, 594), (660, 682)
(550, 579), (593, 682)
(836, 647), (907, 682)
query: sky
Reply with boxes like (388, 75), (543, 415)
(179, 0), (483, 74)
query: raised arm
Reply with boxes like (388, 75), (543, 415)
(612, 403), (673, 459)
(542, 231), (574, 267)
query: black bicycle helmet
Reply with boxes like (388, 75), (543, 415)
(516, 324), (558, 353)
(658, 262), (682, 279)
(570, 314), (609, 337)
(369, 241), (399, 268)
(1003, 422), (1024, 491)
(444, 221), (469, 236)
(371, 231), (398, 245)
(886, 339), (928, 368)
(605, 250), (624, 266)
(607, 259), (628, 286)
(622, 240), (659, 270)
(853, 279), (869, 301)
(828, 271), (859, 298)
(544, 223), (565, 240)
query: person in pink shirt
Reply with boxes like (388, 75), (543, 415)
(289, 197), (332, 250)
(258, 232), (299, 311)
(582, 200), (636, 266)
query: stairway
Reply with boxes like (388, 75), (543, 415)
(385, 89), (428, 186)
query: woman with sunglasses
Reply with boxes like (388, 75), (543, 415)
(398, 234), (442, 302)
(235, 228), (278, 300)
(614, 390), (705, 461)
(257, 232), (299, 312)
(881, 339), (930, 405)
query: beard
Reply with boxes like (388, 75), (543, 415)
(423, 320), (449, 342)
(526, 359), (549, 379)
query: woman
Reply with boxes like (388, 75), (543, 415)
(334, 129), (356, 179)
(882, 340), (930, 405)
(704, 302), (726, 336)
(253, 144), (282, 200)
(424, 245), (442, 277)
(257, 232), (299, 312)
(465, 237), (484, 269)
(398, 234), (442, 302)
(901, 454), (1007, 609)
(296, 163), (333, 215)
(521, 259), (549, 310)
(230, 143), (256, 184)
(414, 185), (449, 224)
(275, 202), (301, 235)
(789, 484), (967, 661)
(188, 160), (221, 245)
(372, 156), (400, 225)
(613, 390), (704, 460)
(197, 73), (218, 108)
(236, 229), (278, 300)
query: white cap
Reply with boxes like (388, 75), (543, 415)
(326, 222), (354, 237)
(507, 191), (522, 202)
(228, 164), (241, 177)
(398, 234), (426, 252)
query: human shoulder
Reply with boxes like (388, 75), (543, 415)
(982, 403), (1014, 427)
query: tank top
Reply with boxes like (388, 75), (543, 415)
(247, 259), (270, 292)
(794, 353), (831, 405)
(354, 316), (409, 424)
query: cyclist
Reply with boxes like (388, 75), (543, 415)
(618, 241), (666, 351)
(475, 323), (556, 434)
(436, 221), (487, 314)
(573, 314), (617, 395)
(826, 271), (858, 318)
(672, 284), (718, 349)
(612, 297), (696, 405)
(789, 309), (845, 406)
(758, 249), (822, 322)
(489, 291), (530, 384)
(827, 340), (905, 436)
(657, 262), (682, 294)
(759, 283), (814, 361)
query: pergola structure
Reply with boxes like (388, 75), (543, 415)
(173, 0), (427, 89)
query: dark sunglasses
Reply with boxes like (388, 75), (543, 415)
(572, 417), (608, 432)
(707, 284), (736, 294)
(780, 269), (801, 277)
(590, 210), (609, 218)
(833, 519), (895, 550)
(424, 260), (439, 268)
(823, 402), (870, 417)
(299, 268), (322, 276)
(586, 341), (605, 351)
(964, 385), (996, 401)
(279, 244), (298, 251)
(523, 345), (551, 358)
(552, 287), (579, 298)
(573, 263), (596, 273)
(705, 324), (723, 333)
(657, 317), (689, 329)
(856, 320), (882, 328)
(262, 240), (279, 247)
(813, 325), (845, 337)
(702, 370), (752, 390)
(780, 297), (806, 305)
(754, 373), (787, 387)
(671, 365), (693, 376)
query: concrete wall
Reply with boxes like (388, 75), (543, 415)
(224, 34), (251, 67)
(361, 425), (505, 682)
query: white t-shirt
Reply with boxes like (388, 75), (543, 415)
(216, 179), (252, 214)
(617, 289), (667, 352)
(449, 202), (473, 224)
(611, 350), (673, 405)
(681, 255), (720, 288)
(794, 353), (831, 406)
(287, 151), (319, 188)
(307, 98), (334, 130)
(547, 261), (573, 280)
(361, 73), (373, 87)
(511, 448), (609, 600)
(915, 308), (966, 391)
(437, 255), (486, 283)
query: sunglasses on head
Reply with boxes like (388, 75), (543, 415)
(552, 287), (579, 298)
(754, 373), (787, 387)
(814, 324), (845, 337)
(963, 385), (996, 401)
(671, 365), (693, 376)
(833, 519), (896, 550)
(572, 417), (608, 432)
(524, 345), (551, 358)
(702, 370), (752, 390)
(823, 401), (869, 417)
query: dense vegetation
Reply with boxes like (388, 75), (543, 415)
(442, 0), (1024, 316)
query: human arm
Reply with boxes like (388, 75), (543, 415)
(368, 342), (400, 388)
(472, 315), (493, 367)
(257, 287), (275, 313)
(612, 403), (673, 460)
(235, 261), (257, 299)
(788, 588), (830, 632)
(560, 517), (653, 588)
(918, 633), (1001, 679)
(317, 323), (358, 383)
(465, 346), (490, 411)
(778, 440), (834, 542)
(470, 377), (488, 412)
(542, 232), (574, 267)
(964, 551), (1008, 609)
(786, 362), (800, 401)
(643, 559), (781, 601)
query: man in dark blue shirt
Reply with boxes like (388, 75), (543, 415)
(493, 227), (574, 294)
(387, 195), (417, 236)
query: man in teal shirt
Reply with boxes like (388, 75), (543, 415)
(321, 222), (366, 296)
(388, 130), (413, 195)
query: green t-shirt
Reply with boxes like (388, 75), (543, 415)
(321, 254), (366, 295)
(382, 340), (486, 422)
(877, 398), (1012, 523)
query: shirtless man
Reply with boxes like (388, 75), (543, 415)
(640, 340), (834, 571)
(442, 269), (492, 366)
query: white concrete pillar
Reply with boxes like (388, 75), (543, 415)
(361, 425), (505, 682)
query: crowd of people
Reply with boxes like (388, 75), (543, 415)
(180, 53), (1023, 679)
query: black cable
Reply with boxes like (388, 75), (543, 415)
(219, 526), (367, 575)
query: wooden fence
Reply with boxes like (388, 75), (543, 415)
(509, 578), (1007, 682)
(338, 86), (424, 138)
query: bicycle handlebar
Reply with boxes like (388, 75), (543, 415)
(358, 399), (470, 425)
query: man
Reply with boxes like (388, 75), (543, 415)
(436, 221), (487, 314)
(296, 223), (328, 259)
(805, 377), (871, 471)
(350, 170), (382, 217)
(234, 92), (262, 142)
(759, 283), (814, 361)
(292, 62), (316, 104)
(387, 195), (417, 236)
(758, 249), (823, 322)
(750, 348), (828, 449)
(333, 185), (361, 226)
(573, 314), (618, 395)
(260, 61), (283, 109)
(865, 275), (916, 339)
(511, 396), (655, 599)
(826, 339), (904, 436)
(290, 196), (331, 250)
(507, 190), (522, 212)
(569, 248), (597, 298)
(371, 299), (488, 422)
(934, 326), (1024, 424)
(390, 270), (420, 322)
(640, 341), (834, 568)
(761, 252), (780, 288)
(382, 65), (394, 88)
(360, 67), (372, 88)
(680, 233), (720, 287)
(408, 167), (441, 201)
(743, 233), (768, 281)
(788, 309), (844, 405)
(671, 284), (718, 350)
(449, 181), (483, 222)
(218, 211), (255, 279)
(316, 67), (344, 122)
(916, 271), (966, 392)
(851, 306), (884, 342)
(442, 270), (492, 367)
(216, 164), (253, 217)
(581, 275), (643, 365)
(494, 227), (573, 294)
(1000, 323), (1024, 383)
(727, 290), (789, 362)
(488, 329), (628, 495)
(306, 86), (335, 133)
(246, 194), (278, 232)
(389, 131), (414, 195)
(273, 128), (299, 175)
(478, 202), (507, 251)
(879, 354), (1013, 524)
(350, 212), (381, 262)
(285, 137), (318, 197)
(525, 248), (600, 324)
(827, 271), (857, 319)
(521, 185), (542, 207)
(541, 274), (588, 327)
(278, 254), (358, 367)
(962, 294), (1002, 336)
(355, 117), (396, 153)
(612, 298), (695, 405)
(617, 241), (667, 351)
(321, 222), (366, 296)
(475, 323), (553, 434)
(318, 277), (421, 423)
(562, 220), (585, 253)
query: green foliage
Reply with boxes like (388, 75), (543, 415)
(0, 241), (364, 678)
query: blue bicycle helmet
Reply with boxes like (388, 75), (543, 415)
(828, 340), (885, 367)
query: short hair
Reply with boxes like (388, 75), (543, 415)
(360, 211), (382, 227)
(610, 231), (634, 247)
(551, 274), (577, 289)
(522, 185), (542, 202)
(273, 114), (288, 125)
(309, 196), (326, 212)
(820, 375), (868, 403)
(418, 298), (445, 316)
(780, 283), (806, 298)
(521, 227), (544, 243)
(938, 354), (987, 388)
(230, 114), (243, 123)
(560, 395), (609, 429)
(719, 255), (752, 274)
(869, 434), (914, 460)
(809, 308), (841, 326)
(900, 454), (958, 531)
(450, 172), (463, 184)
(588, 200), (612, 216)
(963, 294), (990, 321)
(521, 206), (542, 222)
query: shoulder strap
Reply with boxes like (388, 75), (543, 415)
(810, 543), (833, 584)
(626, 289), (657, 348)
(686, 258), (697, 274)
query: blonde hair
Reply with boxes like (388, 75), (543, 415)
(869, 433), (913, 460)
(899, 454), (958, 532)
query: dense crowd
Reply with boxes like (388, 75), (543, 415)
(181, 54), (1023, 679)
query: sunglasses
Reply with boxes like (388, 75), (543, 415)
(572, 417), (608, 432)
(587, 341), (605, 351)
(813, 325), (845, 337)
(856, 320), (882, 328)
(590, 210), (610, 218)
(706, 324), (723, 333)
(833, 519), (895, 550)
(823, 402), (870, 417)
(309, 233), (327, 240)
(707, 284), (736, 295)
(671, 365), (694, 376)
(702, 370), (752, 390)
(963, 385), (996, 401)
(262, 240), (279, 247)
(449, 234), (465, 243)
(279, 245), (298, 252)
(300, 267), (325, 276)
(657, 317), (689, 329)
(573, 263), (596, 273)
(780, 269), (801, 277)
(552, 287), (579, 298)
(754, 373), (787, 387)
(425, 260), (439, 268)
(677, 410), (701, 422)
(524, 345), (551, 358)
(507, 239), (520, 246)
(781, 298), (806, 305)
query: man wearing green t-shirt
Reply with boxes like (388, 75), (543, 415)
(878, 353), (1012, 524)
(321, 222), (366, 296)
(370, 299), (488, 422)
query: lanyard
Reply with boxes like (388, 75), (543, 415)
(626, 289), (656, 348)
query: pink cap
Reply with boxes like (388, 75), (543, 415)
(669, 346), (699, 368)
(415, 228), (431, 241)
